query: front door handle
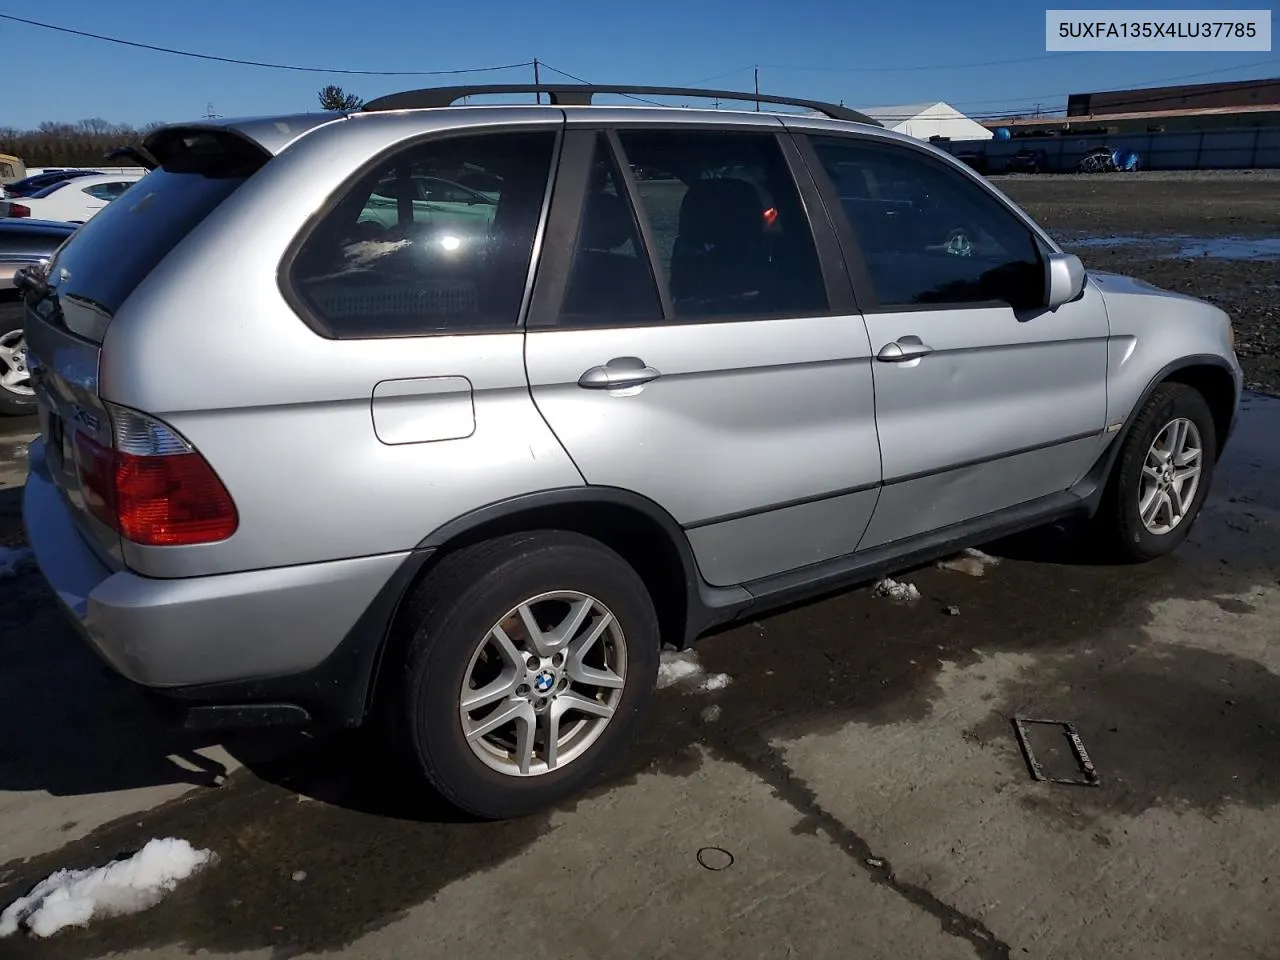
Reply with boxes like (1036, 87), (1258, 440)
(876, 336), (934, 363)
(578, 356), (662, 390)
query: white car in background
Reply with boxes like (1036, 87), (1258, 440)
(10, 172), (144, 223)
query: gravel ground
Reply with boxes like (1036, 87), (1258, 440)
(994, 171), (1280, 395)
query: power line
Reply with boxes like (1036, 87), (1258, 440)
(680, 65), (759, 87)
(536, 62), (670, 107)
(750, 62), (1280, 121)
(0, 12), (533, 76)
(943, 59), (1280, 111)
(678, 58), (1277, 120)
(760, 51), (1087, 74)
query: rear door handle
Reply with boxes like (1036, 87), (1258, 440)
(578, 356), (662, 390)
(876, 336), (934, 363)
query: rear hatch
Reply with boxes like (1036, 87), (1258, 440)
(23, 128), (269, 566)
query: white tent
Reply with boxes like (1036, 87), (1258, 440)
(855, 102), (993, 141)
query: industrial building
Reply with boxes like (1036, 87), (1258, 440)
(984, 76), (1280, 137)
(1067, 77), (1280, 117)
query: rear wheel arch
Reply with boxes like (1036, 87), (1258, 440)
(365, 489), (703, 717)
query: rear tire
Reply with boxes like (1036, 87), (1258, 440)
(387, 530), (660, 820)
(0, 300), (35, 417)
(1092, 382), (1217, 562)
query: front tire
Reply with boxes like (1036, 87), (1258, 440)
(389, 531), (660, 820)
(1092, 382), (1217, 562)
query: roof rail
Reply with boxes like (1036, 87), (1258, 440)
(359, 84), (882, 126)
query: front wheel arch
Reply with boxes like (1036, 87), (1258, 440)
(1079, 356), (1239, 511)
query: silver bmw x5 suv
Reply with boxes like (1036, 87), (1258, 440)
(19, 84), (1242, 819)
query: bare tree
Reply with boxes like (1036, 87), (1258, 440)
(318, 85), (364, 111)
(78, 118), (114, 136)
(0, 118), (152, 168)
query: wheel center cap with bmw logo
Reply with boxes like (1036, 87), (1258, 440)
(534, 670), (556, 693)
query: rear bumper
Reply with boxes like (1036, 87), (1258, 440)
(23, 437), (418, 723)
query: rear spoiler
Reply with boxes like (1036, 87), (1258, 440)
(141, 126), (271, 176)
(104, 146), (156, 171)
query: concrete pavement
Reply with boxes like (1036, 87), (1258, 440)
(0, 393), (1277, 960)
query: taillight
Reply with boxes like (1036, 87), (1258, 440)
(73, 406), (238, 547)
(8, 203), (31, 218)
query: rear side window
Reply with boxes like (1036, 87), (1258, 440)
(82, 181), (132, 201)
(43, 131), (265, 341)
(288, 131), (557, 338)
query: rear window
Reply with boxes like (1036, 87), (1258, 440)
(30, 181), (71, 198)
(43, 130), (265, 341)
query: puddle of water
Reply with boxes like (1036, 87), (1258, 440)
(1065, 235), (1156, 249)
(1062, 234), (1280, 261)
(1172, 237), (1280, 261)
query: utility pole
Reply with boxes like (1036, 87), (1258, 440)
(533, 58), (541, 104)
(754, 66), (760, 111)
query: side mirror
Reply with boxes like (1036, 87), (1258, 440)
(1045, 252), (1085, 309)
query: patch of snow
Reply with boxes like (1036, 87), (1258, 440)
(873, 577), (921, 601)
(0, 547), (34, 579)
(657, 650), (731, 693)
(700, 705), (723, 723)
(0, 838), (215, 939)
(937, 547), (1002, 578)
(657, 649), (704, 689)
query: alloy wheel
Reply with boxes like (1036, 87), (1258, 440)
(1138, 417), (1203, 536)
(459, 590), (627, 777)
(0, 330), (32, 397)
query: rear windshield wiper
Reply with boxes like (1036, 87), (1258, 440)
(13, 264), (50, 300)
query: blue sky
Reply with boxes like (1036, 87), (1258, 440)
(1, 0), (1276, 130)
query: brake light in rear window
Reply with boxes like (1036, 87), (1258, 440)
(7, 203), (30, 218)
(73, 406), (238, 546)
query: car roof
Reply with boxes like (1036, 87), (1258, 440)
(141, 85), (891, 158)
(0, 218), (77, 236)
(0, 219), (77, 259)
(153, 104), (896, 160)
(73, 172), (144, 182)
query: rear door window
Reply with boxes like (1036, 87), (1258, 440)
(613, 128), (828, 320)
(288, 130), (557, 338)
(559, 133), (663, 326)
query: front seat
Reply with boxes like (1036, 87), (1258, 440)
(669, 178), (771, 315)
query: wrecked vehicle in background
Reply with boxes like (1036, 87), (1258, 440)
(1078, 146), (1142, 173)
(1005, 148), (1050, 174)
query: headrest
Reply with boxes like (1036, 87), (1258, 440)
(579, 192), (635, 252)
(677, 178), (765, 244)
